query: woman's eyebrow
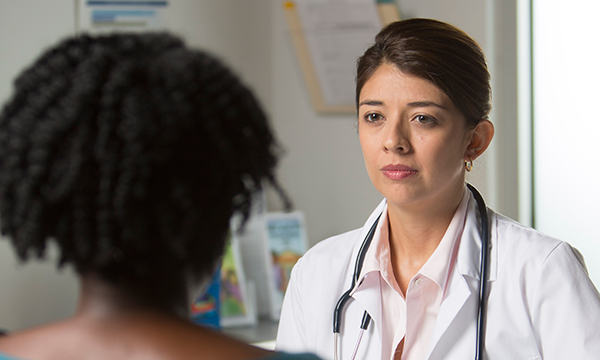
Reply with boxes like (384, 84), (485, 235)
(407, 101), (448, 110)
(358, 100), (384, 107)
(358, 100), (448, 109)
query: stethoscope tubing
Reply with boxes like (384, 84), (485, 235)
(333, 184), (490, 360)
(468, 183), (490, 360)
(333, 213), (381, 334)
(333, 213), (380, 360)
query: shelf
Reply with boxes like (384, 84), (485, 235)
(222, 317), (279, 350)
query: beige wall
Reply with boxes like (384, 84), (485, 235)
(0, 0), (80, 332)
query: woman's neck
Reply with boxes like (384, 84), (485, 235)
(386, 185), (465, 293)
(76, 274), (188, 321)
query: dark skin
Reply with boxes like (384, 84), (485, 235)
(0, 274), (271, 360)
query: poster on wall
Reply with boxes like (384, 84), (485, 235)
(78, 0), (168, 34)
(282, 0), (400, 113)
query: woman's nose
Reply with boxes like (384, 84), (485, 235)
(383, 120), (410, 153)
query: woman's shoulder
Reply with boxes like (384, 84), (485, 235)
(294, 227), (364, 274)
(307, 227), (363, 256)
(0, 350), (324, 360)
(302, 198), (386, 260)
(492, 210), (587, 269)
(287, 227), (363, 289)
(0, 323), (64, 360)
(493, 211), (562, 248)
(0, 315), (272, 360)
(294, 201), (386, 279)
(263, 353), (322, 360)
(0, 351), (23, 360)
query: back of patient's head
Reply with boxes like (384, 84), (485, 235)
(0, 33), (282, 306)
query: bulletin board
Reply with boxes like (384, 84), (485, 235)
(283, 0), (401, 114)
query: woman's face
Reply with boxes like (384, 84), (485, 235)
(358, 63), (474, 211)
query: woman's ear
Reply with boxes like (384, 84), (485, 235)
(465, 119), (494, 161)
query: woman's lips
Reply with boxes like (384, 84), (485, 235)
(381, 164), (417, 180)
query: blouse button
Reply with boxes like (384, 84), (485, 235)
(415, 278), (422, 286)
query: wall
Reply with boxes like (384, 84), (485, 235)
(0, 0), (519, 331)
(0, 0), (80, 332)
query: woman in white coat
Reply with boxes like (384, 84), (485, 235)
(276, 18), (600, 360)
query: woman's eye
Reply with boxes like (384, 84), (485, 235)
(365, 113), (383, 122)
(414, 115), (435, 124)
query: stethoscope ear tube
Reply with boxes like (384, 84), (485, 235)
(333, 213), (382, 334)
(467, 183), (490, 360)
(333, 289), (353, 334)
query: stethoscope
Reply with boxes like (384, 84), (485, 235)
(333, 184), (490, 360)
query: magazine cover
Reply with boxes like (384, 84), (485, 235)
(190, 268), (220, 329)
(264, 211), (308, 320)
(219, 234), (257, 327)
(234, 192), (276, 320)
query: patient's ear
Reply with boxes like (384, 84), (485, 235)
(465, 119), (494, 161)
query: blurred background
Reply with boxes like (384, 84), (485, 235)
(0, 0), (598, 337)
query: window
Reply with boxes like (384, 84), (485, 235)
(530, 0), (600, 286)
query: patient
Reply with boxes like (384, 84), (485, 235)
(0, 33), (317, 360)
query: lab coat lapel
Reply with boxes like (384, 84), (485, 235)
(347, 199), (388, 279)
(336, 200), (386, 360)
(425, 260), (475, 359)
(425, 191), (498, 359)
(348, 199), (387, 340)
(351, 274), (383, 338)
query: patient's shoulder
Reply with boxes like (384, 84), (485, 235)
(264, 353), (322, 360)
(0, 314), (270, 360)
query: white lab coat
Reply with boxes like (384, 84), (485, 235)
(276, 195), (600, 360)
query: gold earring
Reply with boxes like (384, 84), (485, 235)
(465, 157), (473, 172)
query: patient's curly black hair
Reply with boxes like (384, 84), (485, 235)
(0, 33), (287, 304)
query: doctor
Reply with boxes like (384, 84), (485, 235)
(276, 18), (600, 360)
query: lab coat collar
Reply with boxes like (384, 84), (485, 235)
(347, 199), (387, 338)
(348, 191), (498, 285)
(347, 198), (388, 284)
(351, 272), (383, 340)
(455, 188), (498, 282)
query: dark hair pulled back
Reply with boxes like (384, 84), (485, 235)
(356, 18), (492, 128)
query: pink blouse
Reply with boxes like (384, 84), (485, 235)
(355, 189), (471, 360)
